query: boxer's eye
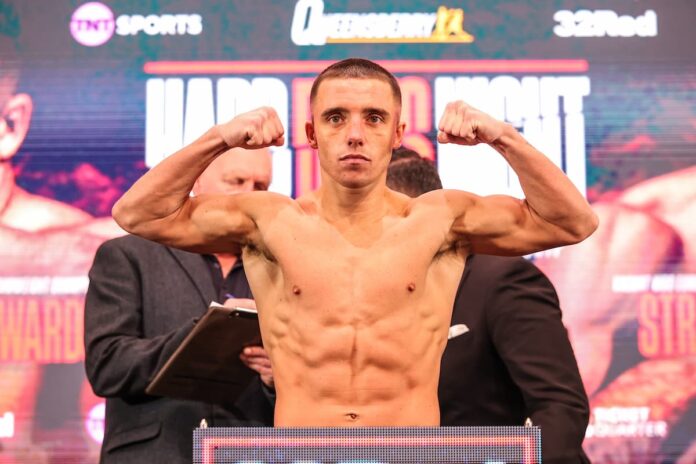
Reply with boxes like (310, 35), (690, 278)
(328, 114), (343, 124)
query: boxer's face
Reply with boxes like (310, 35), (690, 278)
(193, 147), (272, 196)
(306, 77), (405, 189)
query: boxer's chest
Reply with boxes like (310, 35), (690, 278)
(272, 215), (442, 288)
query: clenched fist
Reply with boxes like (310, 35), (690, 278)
(216, 106), (285, 149)
(437, 101), (507, 146)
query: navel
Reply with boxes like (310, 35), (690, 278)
(407, 282), (416, 292)
(292, 285), (302, 296)
(345, 412), (360, 421)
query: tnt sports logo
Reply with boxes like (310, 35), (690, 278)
(70, 2), (202, 47)
(70, 2), (115, 47)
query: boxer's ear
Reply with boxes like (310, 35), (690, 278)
(305, 120), (318, 149)
(392, 120), (406, 149)
(0, 93), (33, 161)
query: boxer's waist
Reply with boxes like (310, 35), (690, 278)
(274, 387), (440, 427)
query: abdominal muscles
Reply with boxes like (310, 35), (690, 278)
(269, 296), (447, 426)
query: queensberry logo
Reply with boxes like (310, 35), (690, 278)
(70, 2), (202, 47)
(291, 0), (474, 46)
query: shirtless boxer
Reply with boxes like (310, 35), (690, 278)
(112, 58), (598, 427)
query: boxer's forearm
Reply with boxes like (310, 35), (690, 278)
(491, 126), (598, 242)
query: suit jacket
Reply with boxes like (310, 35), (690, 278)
(439, 254), (590, 464)
(84, 235), (273, 464)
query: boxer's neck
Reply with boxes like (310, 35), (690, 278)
(316, 182), (389, 227)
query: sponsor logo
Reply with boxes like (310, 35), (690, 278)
(115, 13), (202, 37)
(70, 2), (202, 46)
(554, 9), (657, 38)
(291, 0), (474, 46)
(70, 2), (115, 47)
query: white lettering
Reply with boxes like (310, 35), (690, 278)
(676, 274), (696, 292)
(145, 77), (292, 196)
(587, 406), (668, 438)
(291, 0), (326, 45)
(187, 14), (203, 35)
(554, 9), (657, 38)
(651, 274), (676, 292)
(49, 277), (89, 295)
(290, 0), (438, 46)
(145, 78), (184, 168)
(612, 274), (696, 293)
(612, 274), (652, 293)
(434, 75), (589, 198)
(115, 13), (203, 37)
(183, 78), (215, 146)
(0, 277), (87, 295)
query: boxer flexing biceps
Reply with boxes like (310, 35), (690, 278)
(113, 59), (597, 427)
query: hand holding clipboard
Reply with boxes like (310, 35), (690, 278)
(146, 301), (262, 406)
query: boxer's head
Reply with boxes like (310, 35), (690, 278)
(306, 58), (406, 190)
(309, 58), (402, 114)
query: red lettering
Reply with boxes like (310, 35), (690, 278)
(676, 294), (696, 355)
(0, 298), (24, 360)
(638, 293), (660, 358)
(23, 299), (42, 361)
(399, 76), (434, 160)
(638, 293), (696, 358)
(64, 298), (85, 362)
(0, 296), (85, 363)
(659, 294), (675, 355)
(291, 78), (318, 197)
(43, 297), (63, 363)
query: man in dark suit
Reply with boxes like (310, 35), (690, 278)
(387, 148), (591, 464)
(84, 147), (275, 463)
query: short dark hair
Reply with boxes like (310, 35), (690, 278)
(390, 146), (421, 163)
(309, 58), (401, 111)
(387, 152), (443, 198)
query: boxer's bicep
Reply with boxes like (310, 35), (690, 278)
(445, 191), (577, 255)
(157, 191), (289, 253)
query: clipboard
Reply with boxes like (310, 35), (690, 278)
(146, 302), (262, 406)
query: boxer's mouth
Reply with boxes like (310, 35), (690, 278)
(339, 154), (370, 162)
